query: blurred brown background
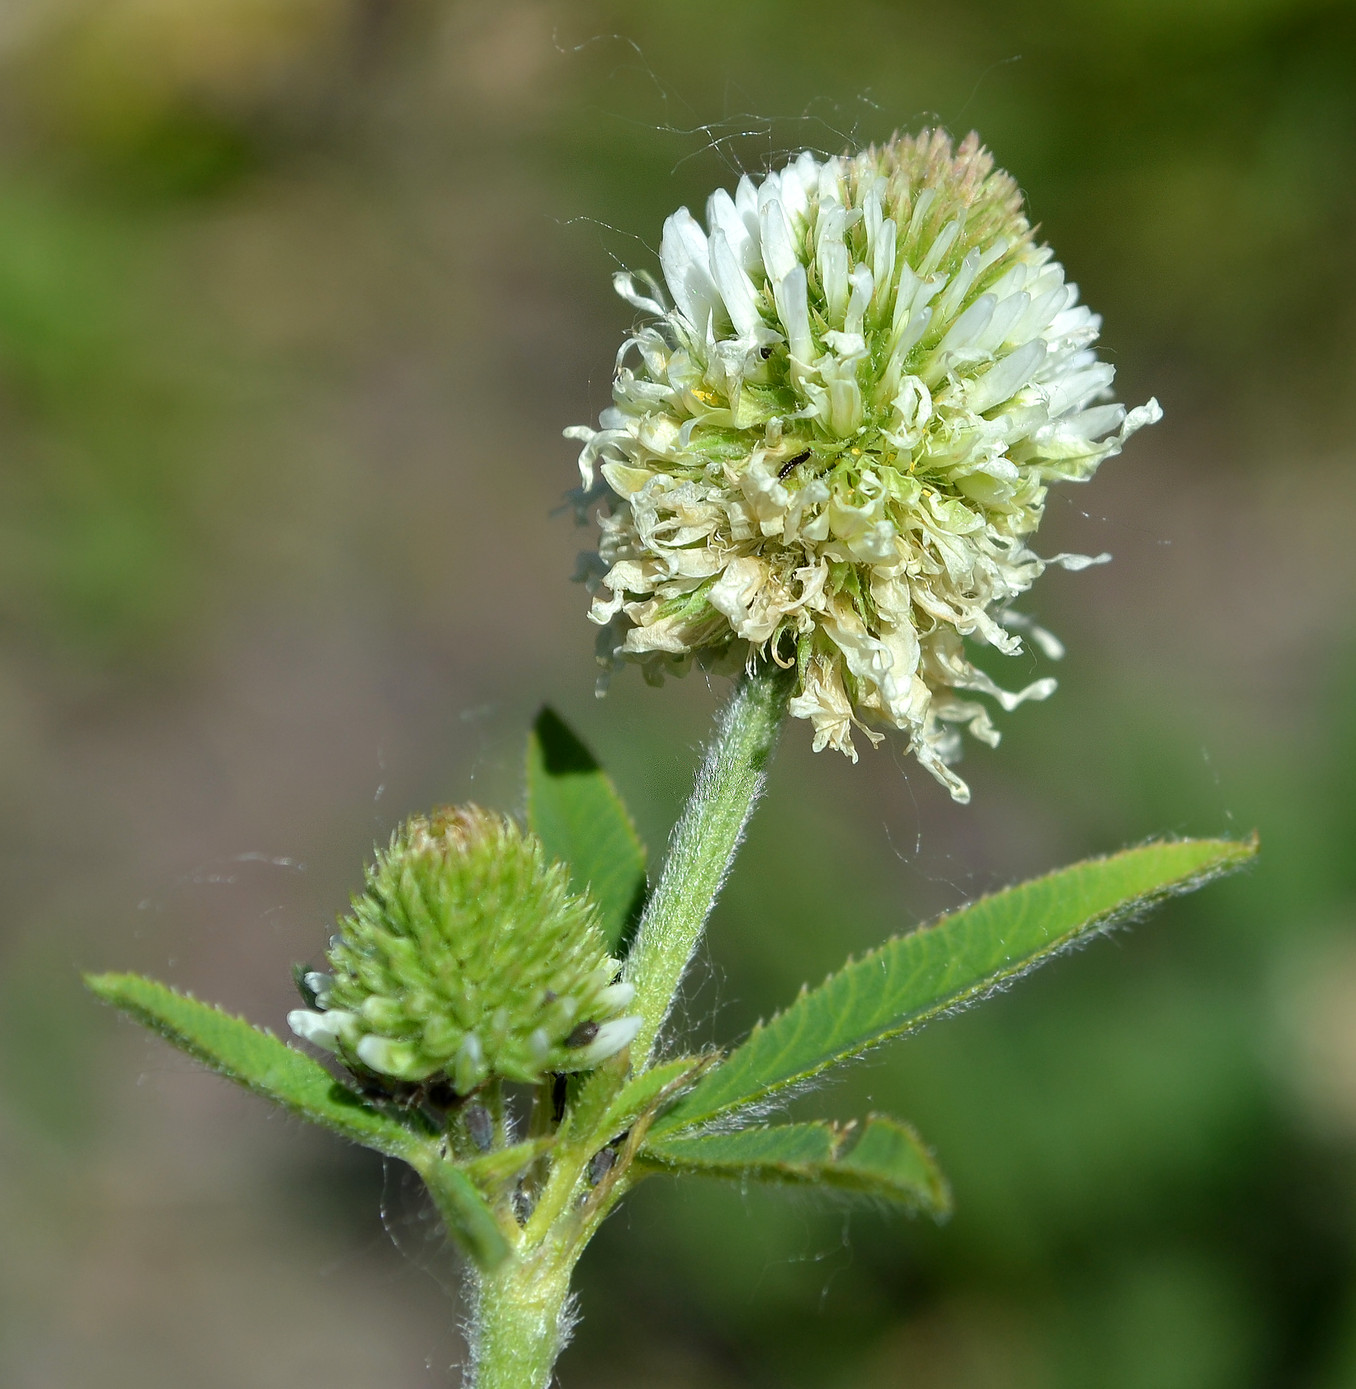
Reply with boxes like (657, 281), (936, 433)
(2, 1), (1355, 1384)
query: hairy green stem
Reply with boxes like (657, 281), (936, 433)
(463, 664), (791, 1386)
(469, 1249), (576, 1389)
(623, 662), (794, 1068)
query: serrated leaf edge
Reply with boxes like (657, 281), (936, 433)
(639, 1112), (950, 1214)
(655, 836), (1257, 1135)
(85, 971), (433, 1162)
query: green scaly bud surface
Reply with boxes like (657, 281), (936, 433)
(287, 806), (639, 1092)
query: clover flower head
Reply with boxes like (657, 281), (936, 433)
(288, 806), (640, 1093)
(568, 130), (1160, 801)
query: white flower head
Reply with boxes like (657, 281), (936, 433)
(568, 131), (1160, 802)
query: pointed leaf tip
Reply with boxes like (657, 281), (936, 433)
(85, 971), (431, 1162)
(418, 1161), (514, 1271)
(87, 972), (518, 1271)
(656, 836), (1256, 1133)
(640, 1113), (949, 1215)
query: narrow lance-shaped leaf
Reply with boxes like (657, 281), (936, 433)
(640, 1114), (949, 1214)
(87, 972), (515, 1270)
(417, 1161), (513, 1271)
(655, 836), (1256, 1135)
(86, 972), (434, 1160)
(462, 1137), (554, 1196)
(526, 707), (648, 954)
(593, 1054), (717, 1147)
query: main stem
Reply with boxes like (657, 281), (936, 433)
(623, 661), (794, 1068)
(471, 1250), (575, 1389)
(464, 662), (793, 1388)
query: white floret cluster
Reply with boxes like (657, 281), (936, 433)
(568, 131), (1159, 801)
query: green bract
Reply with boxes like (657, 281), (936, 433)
(287, 806), (640, 1092)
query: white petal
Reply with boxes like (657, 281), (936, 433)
(934, 247), (983, 322)
(594, 981), (636, 1013)
(612, 270), (667, 317)
(843, 264), (874, 337)
(815, 203), (850, 325)
(1048, 551), (1112, 570)
(916, 217), (959, 277)
(1044, 362), (1115, 416)
(660, 208), (720, 329)
(708, 229), (762, 338)
(302, 971), (333, 1007)
(979, 290), (1030, 352)
(936, 293), (997, 357)
(773, 263), (813, 362)
(288, 1008), (349, 1051)
(758, 197), (799, 287)
(891, 305), (932, 363)
(1123, 397), (1164, 433)
(706, 187), (759, 274)
(966, 339), (1047, 413)
(356, 1034), (418, 1077)
(573, 1015), (643, 1066)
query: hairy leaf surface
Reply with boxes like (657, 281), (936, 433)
(88, 972), (516, 1268)
(417, 1161), (514, 1270)
(655, 837), (1256, 1134)
(595, 1054), (716, 1145)
(86, 972), (432, 1160)
(640, 1114), (949, 1212)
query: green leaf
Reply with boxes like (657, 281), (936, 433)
(463, 1137), (554, 1193)
(418, 1160), (514, 1271)
(526, 707), (647, 954)
(640, 1114), (949, 1214)
(87, 971), (515, 1270)
(86, 972), (432, 1161)
(594, 1054), (717, 1146)
(656, 836), (1257, 1134)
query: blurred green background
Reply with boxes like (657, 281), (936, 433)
(2, 0), (1354, 1384)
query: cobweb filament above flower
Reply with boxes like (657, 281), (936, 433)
(568, 129), (1161, 802)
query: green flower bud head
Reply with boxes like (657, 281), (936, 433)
(569, 130), (1161, 802)
(288, 806), (640, 1092)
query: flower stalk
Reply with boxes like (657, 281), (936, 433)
(623, 660), (795, 1067)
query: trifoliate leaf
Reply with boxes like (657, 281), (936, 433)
(87, 971), (516, 1270)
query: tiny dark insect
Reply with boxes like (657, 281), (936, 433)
(778, 449), (811, 480)
(423, 1076), (460, 1111)
(464, 1103), (494, 1152)
(550, 1073), (569, 1125)
(587, 1146), (617, 1186)
(351, 1070), (420, 1104)
(565, 1020), (600, 1049)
